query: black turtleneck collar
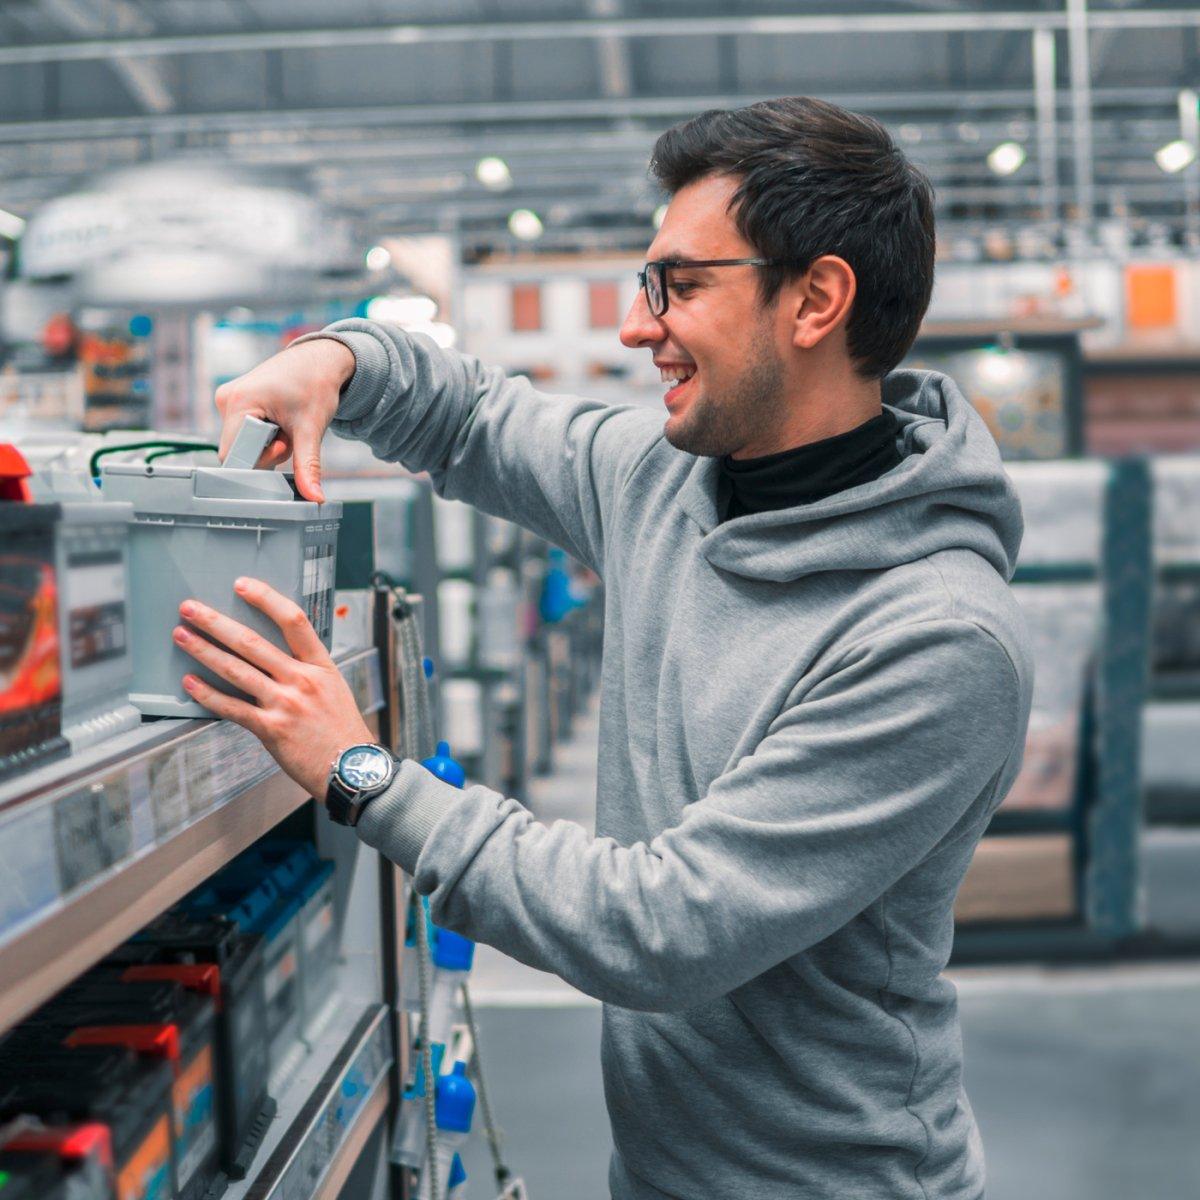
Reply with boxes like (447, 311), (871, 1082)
(719, 409), (902, 522)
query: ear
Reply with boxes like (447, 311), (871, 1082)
(788, 255), (857, 352)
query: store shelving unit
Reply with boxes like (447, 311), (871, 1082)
(953, 458), (1155, 961)
(0, 572), (427, 1200)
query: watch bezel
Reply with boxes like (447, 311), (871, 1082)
(335, 742), (396, 794)
(326, 742), (397, 826)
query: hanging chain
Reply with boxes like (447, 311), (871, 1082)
(460, 980), (512, 1189)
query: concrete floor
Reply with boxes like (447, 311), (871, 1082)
(459, 701), (1200, 1200)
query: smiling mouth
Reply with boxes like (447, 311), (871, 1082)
(659, 364), (697, 407)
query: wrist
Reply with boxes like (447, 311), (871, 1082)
(289, 335), (356, 392)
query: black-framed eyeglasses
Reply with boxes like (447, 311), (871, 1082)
(637, 258), (787, 317)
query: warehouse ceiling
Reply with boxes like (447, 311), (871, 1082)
(2, 0), (1200, 257)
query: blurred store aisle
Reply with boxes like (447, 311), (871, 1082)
(463, 703), (1200, 1200)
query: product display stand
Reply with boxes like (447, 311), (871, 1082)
(0, 570), (430, 1200)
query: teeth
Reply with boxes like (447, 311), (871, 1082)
(659, 366), (696, 384)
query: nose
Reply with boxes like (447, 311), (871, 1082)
(619, 288), (666, 350)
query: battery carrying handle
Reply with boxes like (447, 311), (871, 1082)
(224, 416), (280, 470)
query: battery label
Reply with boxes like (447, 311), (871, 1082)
(115, 1113), (172, 1200)
(173, 1044), (217, 1192)
(264, 946), (297, 1005)
(302, 544), (335, 643)
(67, 550), (127, 669)
(304, 903), (333, 956)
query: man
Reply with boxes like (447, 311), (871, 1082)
(181, 97), (1033, 1198)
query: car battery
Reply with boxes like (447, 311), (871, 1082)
(1, 1121), (115, 1200)
(186, 868), (304, 1086)
(98, 417), (341, 717)
(0, 453), (68, 780)
(109, 913), (273, 1180)
(21, 454), (140, 752)
(259, 841), (338, 1037)
(0, 1043), (174, 1200)
(35, 978), (219, 1200)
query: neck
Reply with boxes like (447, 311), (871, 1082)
(729, 363), (883, 461)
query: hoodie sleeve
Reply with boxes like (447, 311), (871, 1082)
(356, 618), (1024, 1012)
(299, 319), (663, 575)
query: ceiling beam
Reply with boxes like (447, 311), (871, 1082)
(0, 86), (1186, 145)
(38, 0), (174, 113)
(4, 8), (1200, 67)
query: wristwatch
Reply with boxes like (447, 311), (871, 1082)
(325, 742), (398, 826)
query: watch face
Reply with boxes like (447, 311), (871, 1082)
(338, 745), (392, 790)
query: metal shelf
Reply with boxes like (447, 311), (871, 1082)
(226, 1000), (393, 1200)
(0, 647), (383, 1037)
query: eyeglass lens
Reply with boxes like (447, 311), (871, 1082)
(645, 264), (665, 316)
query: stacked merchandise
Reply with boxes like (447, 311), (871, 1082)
(0, 836), (339, 1197)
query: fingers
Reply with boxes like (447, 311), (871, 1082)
(174, 625), (278, 702)
(182, 673), (266, 734)
(290, 417), (326, 503)
(232, 577), (328, 663)
(260, 436), (293, 469)
(177, 599), (294, 677)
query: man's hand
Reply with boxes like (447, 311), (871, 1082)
(174, 577), (374, 800)
(214, 338), (355, 502)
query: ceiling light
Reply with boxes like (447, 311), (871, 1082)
(475, 156), (512, 191)
(508, 209), (543, 240)
(957, 122), (981, 143)
(899, 124), (922, 144)
(987, 142), (1027, 177)
(0, 207), (26, 239)
(365, 245), (391, 271)
(652, 204), (668, 229)
(1155, 139), (1197, 174)
(365, 294), (438, 325)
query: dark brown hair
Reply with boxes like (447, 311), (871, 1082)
(650, 97), (936, 379)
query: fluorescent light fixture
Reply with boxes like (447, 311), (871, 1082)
(508, 209), (543, 240)
(652, 204), (668, 229)
(957, 122), (981, 143)
(365, 294), (439, 325)
(0, 207), (26, 239)
(365, 245), (391, 271)
(1155, 139), (1197, 174)
(899, 124), (922, 144)
(475, 156), (512, 191)
(987, 141), (1027, 176)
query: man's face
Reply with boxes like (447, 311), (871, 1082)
(619, 173), (789, 458)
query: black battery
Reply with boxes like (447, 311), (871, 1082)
(0, 1149), (66, 1200)
(0, 1121), (115, 1200)
(0, 501), (69, 782)
(109, 913), (274, 1179)
(34, 978), (219, 1200)
(0, 1042), (173, 1200)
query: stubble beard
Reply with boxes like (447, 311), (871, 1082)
(663, 321), (787, 459)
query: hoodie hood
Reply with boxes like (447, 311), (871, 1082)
(678, 369), (1024, 584)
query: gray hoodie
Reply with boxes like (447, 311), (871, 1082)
(310, 319), (1034, 1200)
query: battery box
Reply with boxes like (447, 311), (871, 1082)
(22, 459), (140, 752)
(111, 913), (274, 1180)
(0, 1123), (114, 1200)
(99, 421), (341, 718)
(0, 1041), (175, 1200)
(0, 484), (69, 781)
(186, 866), (304, 1089)
(36, 976), (221, 1200)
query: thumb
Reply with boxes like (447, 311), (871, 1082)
(291, 419), (326, 503)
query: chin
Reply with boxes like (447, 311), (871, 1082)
(664, 399), (738, 458)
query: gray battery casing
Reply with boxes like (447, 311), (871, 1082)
(100, 461), (341, 717)
(24, 467), (141, 750)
